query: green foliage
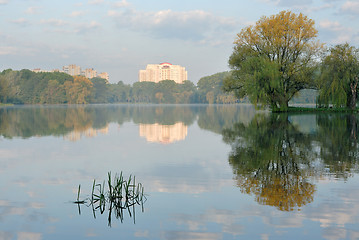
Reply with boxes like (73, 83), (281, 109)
(197, 72), (238, 104)
(0, 69), (75, 104)
(90, 77), (109, 103)
(131, 80), (197, 104)
(317, 43), (359, 109)
(0, 67), (241, 104)
(75, 171), (146, 225)
(155, 80), (177, 103)
(224, 11), (322, 112)
(132, 81), (156, 103)
(0, 75), (9, 103)
(0, 67), (328, 106)
(107, 81), (131, 103)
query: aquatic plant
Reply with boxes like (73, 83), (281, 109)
(74, 171), (146, 225)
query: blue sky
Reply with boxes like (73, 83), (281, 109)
(1, 0), (358, 84)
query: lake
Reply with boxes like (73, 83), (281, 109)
(0, 104), (358, 240)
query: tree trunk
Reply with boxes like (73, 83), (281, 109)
(279, 100), (289, 112)
(270, 101), (280, 112)
(350, 77), (358, 110)
(277, 96), (289, 112)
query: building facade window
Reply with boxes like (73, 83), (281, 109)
(139, 62), (188, 84)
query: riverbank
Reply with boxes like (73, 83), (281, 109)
(0, 103), (14, 107)
(284, 106), (359, 113)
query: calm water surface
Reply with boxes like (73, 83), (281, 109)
(0, 104), (358, 240)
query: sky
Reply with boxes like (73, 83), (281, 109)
(1, 0), (359, 84)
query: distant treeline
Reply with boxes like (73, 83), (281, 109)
(0, 69), (244, 104)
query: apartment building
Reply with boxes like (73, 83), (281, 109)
(139, 62), (188, 84)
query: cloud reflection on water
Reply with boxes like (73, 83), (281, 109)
(164, 181), (359, 240)
(17, 232), (42, 240)
(0, 105), (358, 239)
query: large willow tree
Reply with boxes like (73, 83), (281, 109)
(223, 11), (322, 111)
(317, 43), (359, 110)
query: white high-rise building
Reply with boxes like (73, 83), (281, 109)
(139, 62), (188, 84)
(82, 68), (97, 79)
(61, 65), (109, 80)
(32, 65), (109, 81)
(97, 72), (109, 81)
(63, 64), (81, 76)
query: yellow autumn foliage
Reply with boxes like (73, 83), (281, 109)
(235, 10), (321, 65)
(65, 76), (94, 104)
(227, 10), (323, 111)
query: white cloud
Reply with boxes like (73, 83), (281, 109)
(25, 6), (40, 15)
(113, 0), (129, 8)
(40, 18), (69, 27)
(107, 10), (117, 17)
(10, 18), (30, 26)
(311, 3), (335, 11)
(88, 0), (104, 5)
(0, 46), (17, 55)
(340, 1), (359, 15)
(278, 0), (313, 6)
(319, 20), (344, 31)
(0, 0), (8, 5)
(70, 10), (86, 17)
(293, 3), (335, 14)
(41, 20), (101, 35)
(259, 0), (312, 7)
(108, 8), (237, 43)
(319, 19), (353, 44)
(333, 35), (352, 44)
(74, 21), (101, 33)
(322, 227), (347, 240)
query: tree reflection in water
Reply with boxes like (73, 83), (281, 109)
(316, 114), (359, 180)
(0, 105), (196, 139)
(222, 113), (359, 211)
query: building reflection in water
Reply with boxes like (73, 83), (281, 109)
(139, 122), (188, 144)
(64, 125), (109, 142)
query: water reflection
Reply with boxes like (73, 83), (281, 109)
(223, 113), (359, 211)
(0, 106), (116, 139)
(1, 105), (359, 239)
(197, 104), (257, 134)
(64, 125), (109, 141)
(0, 105), (198, 143)
(0, 104), (255, 144)
(316, 114), (359, 180)
(131, 105), (196, 126)
(139, 122), (188, 144)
